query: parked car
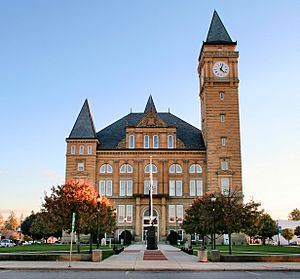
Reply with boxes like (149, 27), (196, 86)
(0, 239), (16, 247)
(289, 240), (300, 246)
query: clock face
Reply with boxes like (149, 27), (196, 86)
(213, 61), (229, 77)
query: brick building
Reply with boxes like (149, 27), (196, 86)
(65, 11), (242, 241)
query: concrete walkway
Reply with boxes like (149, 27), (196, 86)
(0, 243), (300, 271)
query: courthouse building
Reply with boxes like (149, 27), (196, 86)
(65, 11), (243, 241)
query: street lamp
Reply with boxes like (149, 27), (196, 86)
(175, 216), (179, 245)
(211, 194), (216, 250)
(113, 208), (117, 251)
(97, 194), (101, 249)
(123, 217), (127, 245)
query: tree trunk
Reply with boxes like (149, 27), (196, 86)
(262, 237), (266, 245)
(89, 232), (93, 254)
(228, 232), (232, 254)
(77, 230), (81, 254)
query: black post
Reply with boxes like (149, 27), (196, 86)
(124, 218), (127, 245)
(97, 194), (101, 249)
(211, 194), (216, 250)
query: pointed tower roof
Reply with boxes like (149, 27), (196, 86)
(144, 95), (157, 113)
(206, 11), (232, 43)
(68, 99), (97, 139)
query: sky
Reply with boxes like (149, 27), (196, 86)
(0, 0), (299, 221)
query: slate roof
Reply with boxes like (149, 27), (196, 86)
(206, 10), (232, 43)
(96, 112), (205, 150)
(68, 99), (97, 139)
(144, 95), (157, 113)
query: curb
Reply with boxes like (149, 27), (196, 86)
(1, 267), (300, 272)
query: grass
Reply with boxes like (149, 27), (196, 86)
(0, 243), (125, 255)
(187, 244), (300, 256)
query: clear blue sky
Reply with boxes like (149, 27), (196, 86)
(0, 1), (299, 220)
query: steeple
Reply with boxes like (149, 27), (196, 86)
(206, 10), (232, 43)
(68, 99), (97, 139)
(144, 95), (157, 113)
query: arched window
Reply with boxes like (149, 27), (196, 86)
(189, 164), (202, 174)
(100, 163), (113, 173)
(120, 164), (133, 173)
(129, 135), (135, 149)
(144, 164), (157, 173)
(169, 164), (182, 173)
(168, 135), (174, 148)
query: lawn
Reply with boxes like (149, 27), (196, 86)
(0, 243), (125, 255)
(188, 244), (300, 256)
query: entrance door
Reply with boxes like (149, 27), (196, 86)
(142, 209), (159, 241)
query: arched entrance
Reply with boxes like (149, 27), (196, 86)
(142, 209), (159, 242)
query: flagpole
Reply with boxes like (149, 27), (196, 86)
(149, 155), (153, 223)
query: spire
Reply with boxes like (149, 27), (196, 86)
(206, 10), (232, 43)
(144, 95), (157, 113)
(68, 99), (97, 139)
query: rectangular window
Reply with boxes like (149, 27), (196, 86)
(144, 135), (149, 148)
(176, 180), (182, 196)
(126, 205), (133, 223)
(120, 180), (133, 196)
(221, 177), (230, 195)
(168, 135), (174, 148)
(79, 145), (84, 154)
(169, 205), (184, 223)
(118, 205), (125, 223)
(129, 135), (135, 149)
(169, 205), (175, 223)
(177, 229), (183, 241)
(77, 162), (84, 172)
(144, 180), (158, 194)
(221, 137), (227, 146)
(88, 145), (93, 155)
(99, 180), (112, 196)
(71, 145), (76, 154)
(169, 180), (182, 196)
(221, 160), (229, 171)
(153, 135), (159, 148)
(219, 91), (225, 100)
(176, 205), (183, 223)
(169, 180), (175, 196)
(220, 114), (225, 123)
(189, 180), (203, 196)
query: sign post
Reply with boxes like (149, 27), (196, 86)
(68, 212), (76, 267)
(278, 225), (282, 246)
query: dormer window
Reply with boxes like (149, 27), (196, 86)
(79, 145), (84, 154)
(129, 135), (135, 149)
(144, 135), (149, 148)
(168, 135), (174, 149)
(153, 135), (159, 148)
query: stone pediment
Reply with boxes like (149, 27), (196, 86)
(137, 112), (168, 128)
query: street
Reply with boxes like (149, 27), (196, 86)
(0, 271), (299, 279)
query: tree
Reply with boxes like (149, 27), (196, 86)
(295, 226), (300, 237)
(21, 211), (36, 238)
(183, 188), (262, 254)
(281, 228), (294, 244)
(258, 213), (277, 245)
(0, 212), (4, 230)
(4, 211), (19, 231)
(288, 208), (300, 220)
(43, 179), (116, 253)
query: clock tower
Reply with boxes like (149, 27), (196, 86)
(198, 11), (242, 194)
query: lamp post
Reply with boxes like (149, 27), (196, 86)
(123, 217), (127, 245)
(211, 194), (216, 250)
(113, 208), (117, 251)
(97, 194), (101, 249)
(175, 216), (179, 245)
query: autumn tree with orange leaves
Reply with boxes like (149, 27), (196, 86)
(43, 179), (116, 253)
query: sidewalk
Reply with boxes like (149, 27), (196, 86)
(0, 244), (300, 271)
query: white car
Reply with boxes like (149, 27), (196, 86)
(0, 239), (16, 247)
